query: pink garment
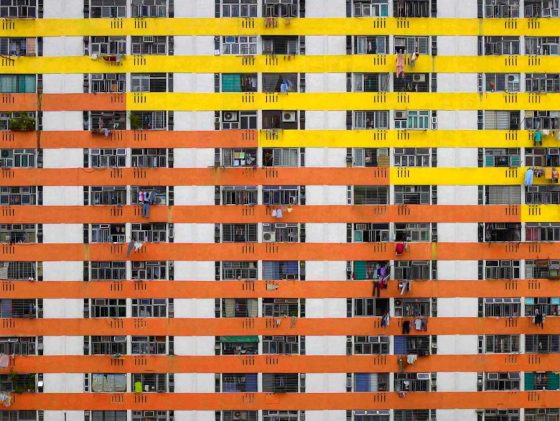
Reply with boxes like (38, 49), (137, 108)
(396, 53), (405, 78)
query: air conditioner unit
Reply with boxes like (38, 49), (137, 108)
(282, 111), (297, 123)
(487, 373), (499, 380)
(395, 111), (407, 119)
(413, 74), (426, 83)
(113, 336), (126, 343)
(223, 111), (239, 122)
(143, 36), (154, 43)
(233, 412), (246, 421)
(507, 74), (519, 84)
(417, 373), (430, 380)
(263, 232), (276, 242)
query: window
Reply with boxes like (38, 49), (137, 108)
(262, 412), (302, 421)
(393, 0), (432, 17)
(352, 73), (389, 92)
(525, 0), (560, 17)
(483, 335), (520, 353)
(353, 111), (389, 129)
(0, 262), (38, 280)
(262, 186), (299, 205)
(483, 73), (520, 93)
(89, 0), (126, 18)
(221, 298), (258, 317)
(351, 298), (389, 316)
(394, 36), (430, 55)
(0, 38), (36, 56)
(482, 298), (520, 317)
(484, 372), (520, 391)
(394, 148), (431, 167)
(0, 374), (36, 393)
(222, 224), (257, 243)
(0, 112), (35, 131)
(130, 111), (167, 130)
(0, 299), (38, 318)
(526, 223), (560, 242)
(352, 411), (390, 421)
(526, 74), (560, 93)
(88, 336), (127, 355)
(89, 36), (126, 56)
(526, 260), (560, 279)
(262, 73), (297, 93)
(352, 36), (387, 54)
(353, 186), (389, 205)
(131, 186), (169, 205)
(217, 336), (259, 355)
(263, 0), (299, 17)
(263, 223), (299, 243)
(483, 111), (520, 130)
(131, 261), (168, 280)
(351, 336), (390, 355)
(525, 111), (560, 131)
(263, 298), (300, 317)
(262, 148), (299, 167)
(131, 336), (168, 355)
(262, 261), (301, 280)
(90, 261), (126, 281)
(88, 299), (126, 318)
(526, 37), (560, 56)
(479, 410), (519, 421)
(481, 223), (521, 242)
(526, 335), (560, 353)
(484, 260), (520, 279)
(87, 149), (126, 168)
(526, 186), (560, 205)
(262, 336), (301, 354)
(394, 298), (431, 317)
(221, 186), (258, 205)
(89, 111), (126, 130)
(351, 0), (389, 16)
(353, 373), (389, 392)
(484, 186), (521, 204)
(394, 261), (431, 280)
(394, 410), (432, 421)
(131, 223), (168, 242)
(393, 73), (430, 92)
(131, 148), (169, 168)
(0, 75), (35, 93)
(0, 0), (37, 18)
(220, 0), (257, 17)
(353, 223), (390, 242)
(219, 412), (257, 421)
(90, 374), (126, 392)
(220, 111), (257, 130)
(483, 148), (520, 167)
(394, 373), (431, 392)
(262, 36), (299, 55)
(221, 261), (258, 280)
(131, 0), (168, 17)
(525, 298), (560, 316)
(482, 36), (520, 55)
(131, 36), (169, 55)
(88, 186), (126, 206)
(525, 409), (560, 421)
(132, 299), (170, 318)
(0, 149), (37, 168)
(0, 337), (38, 355)
(0, 224), (37, 243)
(351, 261), (389, 280)
(222, 73), (258, 92)
(131, 373), (170, 393)
(89, 74), (125, 93)
(222, 36), (257, 55)
(262, 110), (299, 130)
(352, 148), (390, 167)
(484, 0), (519, 17)
(221, 373), (257, 392)
(219, 148), (257, 168)
(262, 374), (300, 393)
(89, 413), (127, 421)
(131, 73), (169, 92)
(395, 186), (431, 205)
(394, 110), (430, 130)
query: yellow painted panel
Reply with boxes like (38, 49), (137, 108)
(258, 129), (544, 148)
(126, 92), (558, 111)
(522, 205), (560, 222)
(0, 55), (559, 74)
(1, 17), (559, 37)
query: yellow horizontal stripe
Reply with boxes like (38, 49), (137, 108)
(0, 17), (558, 37)
(126, 92), (557, 111)
(258, 129), (540, 148)
(390, 167), (533, 185)
(0, 55), (557, 74)
(521, 204), (560, 222)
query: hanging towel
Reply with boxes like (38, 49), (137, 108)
(127, 241), (135, 257)
(525, 168), (534, 187)
(0, 354), (9, 368)
(534, 130), (543, 145)
(396, 53), (405, 78)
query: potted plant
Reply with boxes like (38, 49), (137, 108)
(9, 114), (35, 131)
(129, 112), (142, 130)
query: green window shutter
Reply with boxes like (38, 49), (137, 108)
(485, 155), (495, 167)
(547, 372), (559, 390)
(510, 155), (521, 167)
(354, 261), (367, 280)
(222, 74), (241, 92)
(525, 372), (535, 391)
(354, 230), (363, 242)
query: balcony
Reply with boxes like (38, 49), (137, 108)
(0, 38), (37, 57)
(262, 110), (300, 130)
(262, 36), (300, 55)
(216, 336), (259, 355)
(221, 374), (257, 393)
(132, 373), (172, 393)
(479, 223), (521, 242)
(0, 374), (39, 393)
(219, 298), (258, 318)
(0, 224), (38, 243)
(0, 262), (40, 281)
(352, 373), (389, 392)
(394, 335), (433, 356)
(262, 373), (301, 393)
(395, 372), (433, 392)
(0, 299), (40, 318)
(0, 337), (39, 355)
(526, 260), (560, 280)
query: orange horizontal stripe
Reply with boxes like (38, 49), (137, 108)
(0, 167), (389, 186)
(0, 93), (126, 112)
(0, 279), (548, 300)
(2, 317), (556, 336)
(7, 391), (560, 411)
(0, 129), (257, 148)
(0, 242), (555, 261)
(1, 354), (553, 375)
(0, 205), (520, 224)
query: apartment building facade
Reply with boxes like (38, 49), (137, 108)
(1, 0), (560, 420)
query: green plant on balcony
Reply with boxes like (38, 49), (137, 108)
(9, 114), (35, 132)
(129, 112), (142, 130)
